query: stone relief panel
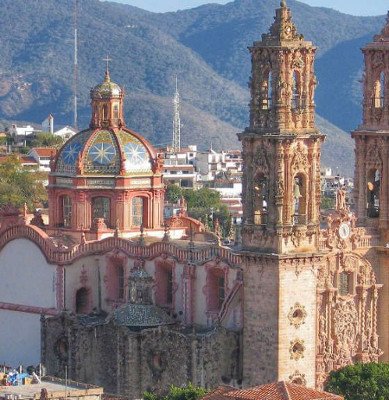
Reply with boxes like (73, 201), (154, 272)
(289, 339), (305, 361)
(315, 252), (382, 390)
(288, 303), (307, 328)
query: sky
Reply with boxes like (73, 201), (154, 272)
(110, 0), (388, 16)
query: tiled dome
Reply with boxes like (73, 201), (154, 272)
(91, 71), (122, 98)
(54, 128), (154, 176)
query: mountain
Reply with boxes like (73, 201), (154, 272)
(0, 0), (384, 175)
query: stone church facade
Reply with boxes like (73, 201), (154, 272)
(0, 1), (388, 398)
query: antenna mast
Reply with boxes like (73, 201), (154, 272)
(172, 76), (181, 153)
(73, 0), (79, 131)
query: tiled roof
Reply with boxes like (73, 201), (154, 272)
(203, 382), (343, 400)
(31, 147), (57, 157)
(112, 303), (174, 327)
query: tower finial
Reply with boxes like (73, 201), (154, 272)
(103, 55), (112, 82)
(280, 0), (286, 7)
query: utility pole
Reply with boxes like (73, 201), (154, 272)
(172, 76), (181, 153)
(73, 0), (79, 132)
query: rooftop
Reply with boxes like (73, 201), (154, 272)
(203, 382), (343, 400)
(0, 376), (103, 400)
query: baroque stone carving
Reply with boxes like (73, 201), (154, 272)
(289, 370), (307, 386)
(288, 303), (307, 328)
(290, 339), (305, 360)
(333, 300), (358, 367)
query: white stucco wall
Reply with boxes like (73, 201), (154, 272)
(0, 239), (56, 307)
(0, 309), (41, 366)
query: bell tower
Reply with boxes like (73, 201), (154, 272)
(240, 0), (324, 254)
(353, 13), (389, 231)
(239, 1), (324, 388)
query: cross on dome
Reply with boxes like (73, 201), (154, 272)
(103, 55), (112, 81)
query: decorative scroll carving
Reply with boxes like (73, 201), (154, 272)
(333, 300), (358, 367)
(288, 303), (307, 328)
(289, 370), (307, 386)
(290, 339), (305, 360)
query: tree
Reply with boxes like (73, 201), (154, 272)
(321, 195), (335, 210)
(182, 188), (231, 238)
(166, 184), (183, 204)
(325, 363), (389, 400)
(144, 383), (207, 400)
(0, 154), (47, 210)
(31, 132), (64, 148)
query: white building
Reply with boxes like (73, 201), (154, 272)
(28, 147), (57, 172)
(160, 145), (199, 188)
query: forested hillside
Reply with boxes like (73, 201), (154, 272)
(0, 0), (384, 174)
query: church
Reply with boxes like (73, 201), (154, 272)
(0, 1), (388, 398)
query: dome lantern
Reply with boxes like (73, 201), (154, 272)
(90, 65), (125, 129)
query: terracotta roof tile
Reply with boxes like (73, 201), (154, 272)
(30, 147), (57, 157)
(203, 383), (343, 400)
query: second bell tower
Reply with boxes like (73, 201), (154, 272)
(239, 0), (324, 254)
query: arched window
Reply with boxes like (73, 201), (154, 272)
(132, 197), (144, 227)
(253, 173), (268, 225)
(60, 195), (72, 228)
(155, 263), (174, 307)
(102, 104), (108, 121)
(117, 264), (125, 300)
(76, 287), (89, 314)
(207, 269), (226, 312)
(260, 71), (272, 110)
(113, 103), (119, 120)
(367, 169), (380, 218)
(374, 72), (385, 108)
(292, 71), (300, 109)
(293, 174), (307, 225)
(92, 197), (111, 226)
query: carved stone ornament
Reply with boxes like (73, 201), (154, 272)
(289, 370), (307, 386)
(291, 146), (308, 172)
(288, 303), (307, 328)
(333, 300), (358, 366)
(147, 349), (167, 379)
(366, 143), (382, 168)
(254, 145), (270, 175)
(290, 339), (305, 360)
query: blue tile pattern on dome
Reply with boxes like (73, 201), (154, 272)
(62, 142), (82, 165)
(55, 130), (92, 175)
(84, 130), (120, 174)
(89, 143), (116, 165)
(118, 131), (152, 173)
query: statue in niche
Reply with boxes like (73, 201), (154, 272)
(336, 187), (347, 211)
(293, 177), (302, 214)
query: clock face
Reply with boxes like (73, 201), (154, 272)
(339, 222), (351, 240)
